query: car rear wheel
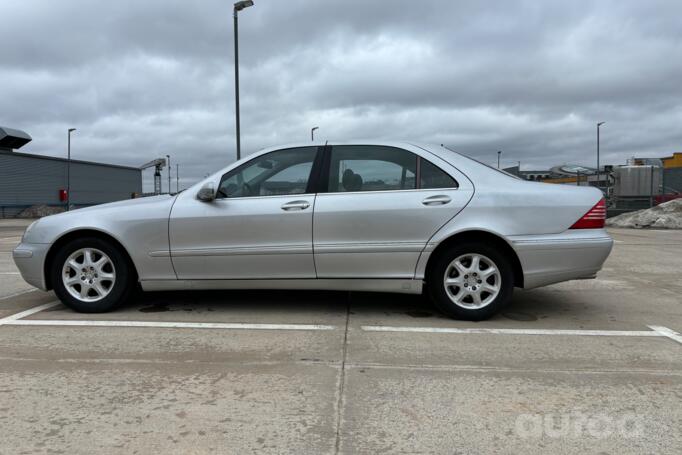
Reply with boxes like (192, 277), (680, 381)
(427, 242), (514, 320)
(51, 237), (135, 313)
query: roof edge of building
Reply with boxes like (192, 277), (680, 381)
(0, 149), (141, 171)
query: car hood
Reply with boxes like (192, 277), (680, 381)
(65, 194), (175, 215)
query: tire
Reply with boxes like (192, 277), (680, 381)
(51, 237), (135, 313)
(427, 242), (514, 320)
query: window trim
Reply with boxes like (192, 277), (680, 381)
(315, 145), (331, 194)
(216, 146), (323, 199)
(317, 145), (459, 195)
(307, 145), (330, 194)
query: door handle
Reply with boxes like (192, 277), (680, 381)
(422, 195), (451, 206)
(281, 200), (310, 211)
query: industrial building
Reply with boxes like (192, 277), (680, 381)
(1, 126), (142, 218)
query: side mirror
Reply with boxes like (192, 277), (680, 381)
(196, 183), (216, 202)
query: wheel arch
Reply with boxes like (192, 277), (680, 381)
(424, 230), (524, 288)
(44, 229), (139, 291)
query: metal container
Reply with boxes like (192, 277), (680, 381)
(614, 165), (662, 197)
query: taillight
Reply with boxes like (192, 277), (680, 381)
(570, 198), (606, 229)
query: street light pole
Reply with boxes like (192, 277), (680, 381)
(67, 128), (76, 211)
(311, 126), (319, 141)
(166, 155), (171, 194)
(597, 122), (605, 188)
(497, 150), (501, 169)
(233, 0), (254, 161)
(176, 164), (179, 193)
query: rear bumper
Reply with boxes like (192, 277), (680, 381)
(12, 242), (51, 291)
(509, 229), (613, 289)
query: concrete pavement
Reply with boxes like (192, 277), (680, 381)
(0, 220), (680, 454)
(0, 218), (34, 300)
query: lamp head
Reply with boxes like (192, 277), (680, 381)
(234, 0), (254, 12)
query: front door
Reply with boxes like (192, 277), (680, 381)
(313, 145), (473, 278)
(169, 146), (320, 279)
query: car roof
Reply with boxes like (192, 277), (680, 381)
(254, 139), (447, 155)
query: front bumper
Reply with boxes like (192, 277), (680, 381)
(509, 229), (613, 289)
(12, 242), (51, 291)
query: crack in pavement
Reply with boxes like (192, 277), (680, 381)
(333, 291), (351, 455)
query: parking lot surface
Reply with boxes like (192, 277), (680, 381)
(1, 219), (681, 454)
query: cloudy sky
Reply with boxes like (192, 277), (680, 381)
(2, 0), (681, 191)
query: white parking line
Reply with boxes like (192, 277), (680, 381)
(0, 301), (61, 325)
(648, 325), (682, 345)
(4, 319), (336, 331)
(1, 302), (679, 343)
(361, 325), (663, 337)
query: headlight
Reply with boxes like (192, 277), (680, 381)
(22, 220), (39, 242)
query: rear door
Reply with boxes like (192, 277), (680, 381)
(312, 144), (473, 278)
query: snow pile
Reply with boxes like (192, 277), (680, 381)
(607, 198), (682, 229)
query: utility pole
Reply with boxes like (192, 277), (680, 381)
(497, 150), (501, 169)
(176, 164), (179, 192)
(233, 0), (254, 161)
(67, 128), (76, 211)
(597, 122), (605, 188)
(166, 155), (171, 194)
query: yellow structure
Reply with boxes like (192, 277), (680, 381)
(542, 175), (585, 184)
(662, 152), (682, 169)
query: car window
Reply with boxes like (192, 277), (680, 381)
(328, 145), (417, 193)
(420, 158), (458, 189)
(218, 147), (317, 198)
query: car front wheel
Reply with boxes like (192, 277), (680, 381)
(51, 237), (135, 313)
(427, 242), (514, 320)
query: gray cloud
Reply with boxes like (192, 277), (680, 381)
(1, 0), (681, 190)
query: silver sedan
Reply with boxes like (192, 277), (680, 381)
(13, 141), (612, 320)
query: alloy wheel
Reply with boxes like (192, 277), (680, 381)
(443, 253), (502, 309)
(62, 248), (116, 302)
